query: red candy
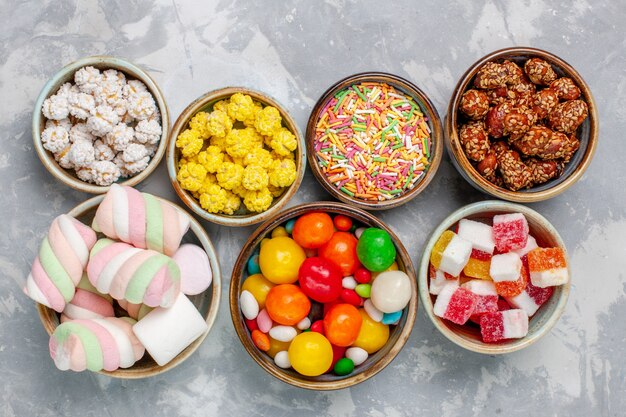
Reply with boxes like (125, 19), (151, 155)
(333, 215), (353, 232)
(354, 267), (372, 284)
(443, 287), (478, 325)
(471, 249), (492, 261)
(479, 312), (505, 343)
(319, 232), (361, 276)
(340, 289), (363, 307)
(493, 213), (529, 252)
(311, 319), (324, 334)
(245, 318), (258, 331)
(298, 257), (342, 303)
(328, 344), (347, 371)
(497, 298), (512, 311)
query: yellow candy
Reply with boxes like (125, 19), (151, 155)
(430, 230), (455, 270)
(271, 226), (289, 238)
(259, 237), (306, 284)
(371, 261), (399, 282)
(288, 332), (333, 376)
(266, 336), (292, 358)
(352, 308), (389, 354)
(241, 274), (275, 309)
(463, 258), (492, 280)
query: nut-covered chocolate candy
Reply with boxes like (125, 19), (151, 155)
(476, 150), (498, 182)
(513, 126), (579, 161)
(495, 144), (533, 191)
(504, 108), (534, 136)
(474, 62), (508, 89)
(550, 77), (581, 100)
(459, 121), (490, 162)
(526, 158), (564, 185)
(485, 101), (512, 138)
(502, 60), (524, 85)
(460, 89), (490, 120)
(548, 99), (588, 134)
(524, 58), (558, 85)
(532, 89), (559, 119)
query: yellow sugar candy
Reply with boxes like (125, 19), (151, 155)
(463, 258), (492, 280)
(430, 230), (455, 270)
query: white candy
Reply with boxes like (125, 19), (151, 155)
(67, 140), (95, 168)
(342, 276), (357, 290)
(274, 351), (291, 369)
(123, 79), (148, 98)
(134, 119), (162, 145)
(429, 269), (459, 295)
(42, 94), (69, 120)
(240, 290), (259, 320)
(269, 325), (297, 342)
(132, 293), (208, 366)
(512, 235), (538, 257)
(122, 143), (150, 174)
(54, 146), (73, 169)
(530, 266), (569, 288)
(74, 66), (102, 94)
(41, 126), (70, 154)
(105, 123), (134, 152)
(490, 253), (522, 282)
(439, 234), (472, 277)
(91, 160), (121, 186)
(93, 140), (115, 161)
(457, 219), (495, 254)
(127, 91), (157, 120)
(363, 299), (383, 322)
(45, 118), (72, 132)
(296, 317), (311, 330)
(461, 279), (497, 296)
(345, 347), (368, 366)
(69, 123), (96, 143)
(505, 291), (540, 316)
(87, 104), (119, 136)
(354, 227), (366, 239)
(370, 270), (412, 313)
(433, 284), (457, 318)
(501, 309), (529, 339)
(68, 91), (95, 119)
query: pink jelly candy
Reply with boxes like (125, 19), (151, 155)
(480, 309), (529, 343)
(493, 213), (529, 252)
(433, 285), (478, 325)
(462, 280), (499, 315)
(505, 278), (554, 316)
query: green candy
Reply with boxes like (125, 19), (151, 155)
(334, 357), (355, 376)
(356, 228), (396, 272)
(355, 283), (371, 298)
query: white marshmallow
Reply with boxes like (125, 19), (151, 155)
(439, 234), (472, 277)
(505, 291), (540, 316)
(512, 235), (538, 257)
(490, 253), (522, 282)
(457, 219), (495, 254)
(132, 293), (208, 366)
(502, 309), (529, 339)
(429, 269), (459, 295)
(462, 279), (497, 296)
(530, 268), (569, 288)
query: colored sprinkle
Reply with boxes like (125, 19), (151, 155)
(314, 82), (432, 202)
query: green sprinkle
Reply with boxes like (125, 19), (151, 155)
(340, 187), (354, 197)
(320, 147), (333, 152)
(392, 143), (404, 150)
(331, 155), (347, 160)
(320, 160), (329, 167)
(352, 85), (368, 101)
(373, 157), (387, 162)
(423, 137), (430, 158)
(381, 189), (403, 195)
(353, 127), (366, 132)
(382, 119), (398, 133)
(333, 90), (349, 112)
(403, 173), (414, 189)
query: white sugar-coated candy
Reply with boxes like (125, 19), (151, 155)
(370, 270), (412, 313)
(502, 309), (529, 339)
(363, 299), (383, 322)
(505, 291), (541, 316)
(256, 309), (273, 333)
(462, 279), (497, 296)
(269, 325), (297, 342)
(346, 347), (368, 366)
(433, 284), (456, 318)
(439, 234), (472, 277)
(490, 253), (522, 282)
(342, 276), (357, 290)
(296, 317), (311, 330)
(429, 269), (459, 295)
(240, 290), (259, 320)
(132, 293), (208, 366)
(512, 235), (538, 257)
(274, 350), (291, 369)
(457, 219), (495, 254)
(354, 227), (366, 239)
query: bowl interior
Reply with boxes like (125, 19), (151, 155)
(306, 72), (443, 210)
(168, 87), (306, 226)
(33, 56), (170, 194)
(446, 47), (598, 201)
(230, 202), (417, 389)
(418, 201), (570, 354)
(37, 195), (221, 378)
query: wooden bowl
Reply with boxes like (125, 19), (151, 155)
(166, 87), (306, 227)
(446, 47), (599, 202)
(305, 72), (443, 211)
(418, 200), (570, 354)
(37, 194), (221, 378)
(32, 56), (171, 194)
(229, 202), (418, 390)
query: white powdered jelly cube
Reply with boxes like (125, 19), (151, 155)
(462, 279), (497, 296)
(457, 219), (495, 254)
(429, 269), (460, 295)
(502, 309), (529, 339)
(490, 253), (522, 282)
(439, 234), (472, 277)
(432, 283), (457, 317)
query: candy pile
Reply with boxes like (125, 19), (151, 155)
(313, 82), (431, 202)
(40, 66), (162, 186)
(24, 184), (213, 371)
(239, 212), (412, 377)
(458, 58), (588, 190)
(176, 93), (298, 215)
(429, 212), (568, 343)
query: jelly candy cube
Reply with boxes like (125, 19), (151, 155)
(497, 298), (512, 311)
(505, 278), (554, 316)
(433, 285), (477, 325)
(471, 249), (492, 261)
(463, 257), (492, 280)
(494, 263), (528, 297)
(431, 231), (472, 277)
(429, 264), (459, 295)
(480, 309), (529, 343)
(490, 252), (522, 282)
(457, 219), (495, 254)
(511, 235), (538, 257)
(493, 213), (529, 252)
(527, 247), (569, 288)
(462, 280), (498, 315)
(430, 230), (455, 270)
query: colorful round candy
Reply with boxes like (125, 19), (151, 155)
(333, 215), (353, 232)
(319, 232), (360, 276)
(352, 308), (389, 354)
(356, 228), (396, 272)
(292, 212), (334, 249)
(323, 303), (362, 347)
(288, 332), (333, 376)
(259, 237), (306, 284)
(247, 254), (261, 275)
(298, 257), (342, 303)
(370, 270), (412, 313)
(241, 274), (275, 309)
(334, 357), (355, 376)
(265, 284), (311, 325)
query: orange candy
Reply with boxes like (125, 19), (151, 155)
(463, 258), (492, 280)
(323, 303), (362, 347)
(265, 284), (311, 325)
(252, 329), (270, 351)
(495, 264), (528, 297)
(319, 231), (361, 276)
(292, 212), (334, 249)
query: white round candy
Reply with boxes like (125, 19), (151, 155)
(342, 276), (357, 290)
(370, 270), (412, 313)
(274, 350), (291, 369)
(345, 347), (368, 366)
(296, 317), (311, 330)
(363, 299), (383, 322)
(269, 325), (297, 342)
(239, 290), (259, 320)
(354, 227), (366, 239)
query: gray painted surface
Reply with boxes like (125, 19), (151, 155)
(1, 1), (624, 416)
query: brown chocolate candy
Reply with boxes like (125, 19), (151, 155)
(548, 99), (588, 134)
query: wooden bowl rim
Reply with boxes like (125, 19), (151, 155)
(32, 55), (171, 194)
(445, 46), (599, 203)
(37, 194), (222, 378)
(229, 201), (418, 390)
(417, 200), (571, 354)
(305, 71), (443, 211)
(166, 87), (306, 226)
